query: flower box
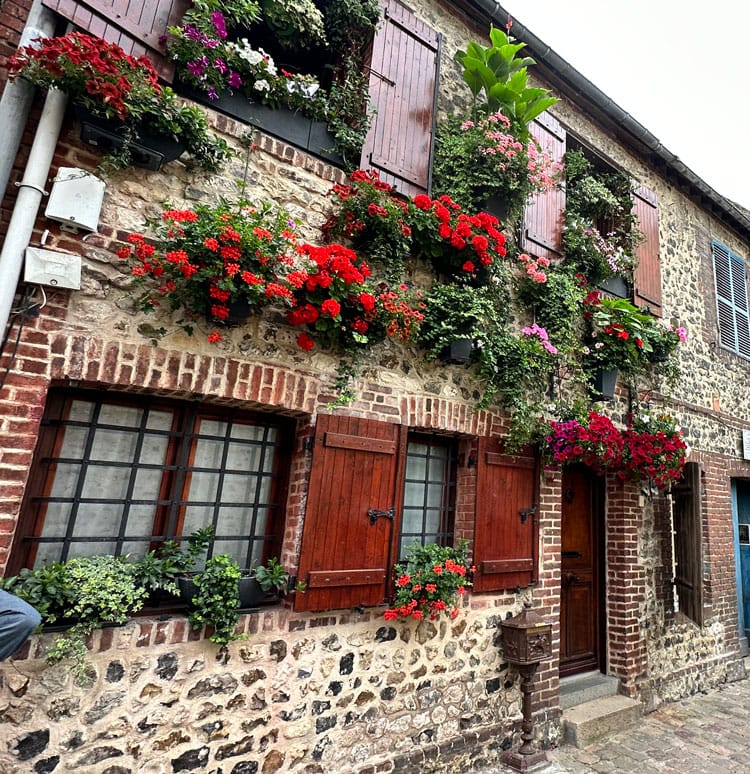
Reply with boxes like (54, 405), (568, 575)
(178, 574), (278, 610)
(76, 106), (186, 171)
(183, 88), (343, 166)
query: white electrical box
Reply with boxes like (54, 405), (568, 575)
(24, 247), (81, 290)
(743, 429), (750, 461)
(44, 167), (105, 232)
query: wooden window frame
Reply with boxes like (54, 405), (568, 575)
(10, 388), (293, 572)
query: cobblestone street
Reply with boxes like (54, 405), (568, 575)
(538, 669), (750, 773)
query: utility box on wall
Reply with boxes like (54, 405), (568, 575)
(44, 167), (105, 232)
(24, 247), (81, 290)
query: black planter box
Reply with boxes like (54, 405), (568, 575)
(178, 574), (278, 610)
(182, 88), (343, 166)
(75, 105), (185, 171)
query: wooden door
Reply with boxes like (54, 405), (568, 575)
(560, 467), (602, 675)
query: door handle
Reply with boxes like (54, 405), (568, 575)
(564, 572), (580, 586)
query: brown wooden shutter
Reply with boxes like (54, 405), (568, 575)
(672, 462), (704, 626)
(41, 0), (187, 80)
(295, 415), (404, 612)
(632, 184), (662, 315)
(473, 439), (539, 592)
(360, 0), (440, 197)
(521, 112), (566, 261)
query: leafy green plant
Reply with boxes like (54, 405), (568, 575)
(416, 281), (509, 361)
(187, 554), (244, 646)
(454, 26), (557, 129)
(385, 541), (473, 621)
(253, 557), (290, 594)
(133, 526), (214, 596)
(0, 562), (75, 624)
(45, 556), (148, 684)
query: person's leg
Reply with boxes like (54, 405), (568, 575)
(0, 589), (41, 660)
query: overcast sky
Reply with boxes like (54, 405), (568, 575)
(497, 1), (749, 209)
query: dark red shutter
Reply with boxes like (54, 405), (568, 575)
(295, 415), (404, 612)
(522, 112), (566, 261)
(632, 184), (662, 315)
(473, 439), (539, 592)
(360, 0), (440, 197)
(41, 0), (187, 80)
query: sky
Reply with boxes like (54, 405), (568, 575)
(497, 0), (749, 210)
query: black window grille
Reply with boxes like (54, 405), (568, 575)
(398, 435), (456, 558)
(16, 389), (291, 569)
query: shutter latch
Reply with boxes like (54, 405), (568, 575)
(519, 503), (538, 524)
(368, 507), (395, 525)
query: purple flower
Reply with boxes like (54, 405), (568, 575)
(204, 38), (219, 50)
(207, 86), (219, 100)
(214, 58), (227, 74)
(228, 72), (242, 89)
(187, 58), (208, 77)
(185, 25), (202, 42)
(211, 11), (228, 39)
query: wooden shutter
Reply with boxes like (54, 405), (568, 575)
(672, 462), (704, 626)
(473, 439), (539, 592)
(632, 184), (662, 315)
(295, 415), (404, 612)
(360, 0), (440, 197)
(712, 240), (750, 358)
(521, 112), (566, 261)
(41, 0), (187, 80)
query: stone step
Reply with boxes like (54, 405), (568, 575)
(559, 671), (620, 709)
(562, 694), (642, 748)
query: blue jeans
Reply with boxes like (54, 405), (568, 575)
(0, 589), (41, 660)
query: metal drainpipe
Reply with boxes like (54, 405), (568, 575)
(0, 87), (68, 340)
(0, 0), (57, 203)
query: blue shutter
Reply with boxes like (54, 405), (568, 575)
(713, 240), (750, 358)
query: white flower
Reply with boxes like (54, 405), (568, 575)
(254, 79), (270, 92)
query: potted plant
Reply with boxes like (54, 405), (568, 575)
(119, 198), (300, 344)
(321, 169), (412, 282)
(8, 32), (231, 172)
(283, 243), (424, 353)
(384, 541), (473, 622)
(11, 556), (149, 685)
(181, 555), (295, 646)
(430, 26), (560, 220)
(416, 281), (509, 364)
(408, 193), (509, 286)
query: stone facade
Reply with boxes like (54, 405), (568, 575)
(1, 0), (749, 771)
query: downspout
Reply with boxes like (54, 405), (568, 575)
(0, 1), (64, 341)
(0, 88), (68, 340)
(0, 0), (57, 202)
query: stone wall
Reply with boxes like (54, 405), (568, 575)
(0, 596), (564, 774)
(1, 0), (749, 770)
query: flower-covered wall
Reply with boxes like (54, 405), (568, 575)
(1, 0), (749, 771)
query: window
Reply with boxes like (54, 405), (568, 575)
(672, 462), (704, 626)
(398, 435), (456, 557)
(13, 390), (291, 570)
(712, 240), (750, 358)
(294, 415), (538, 612)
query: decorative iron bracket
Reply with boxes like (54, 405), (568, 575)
(519, 503), (538, 524)
(368, 507), (395, 525)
